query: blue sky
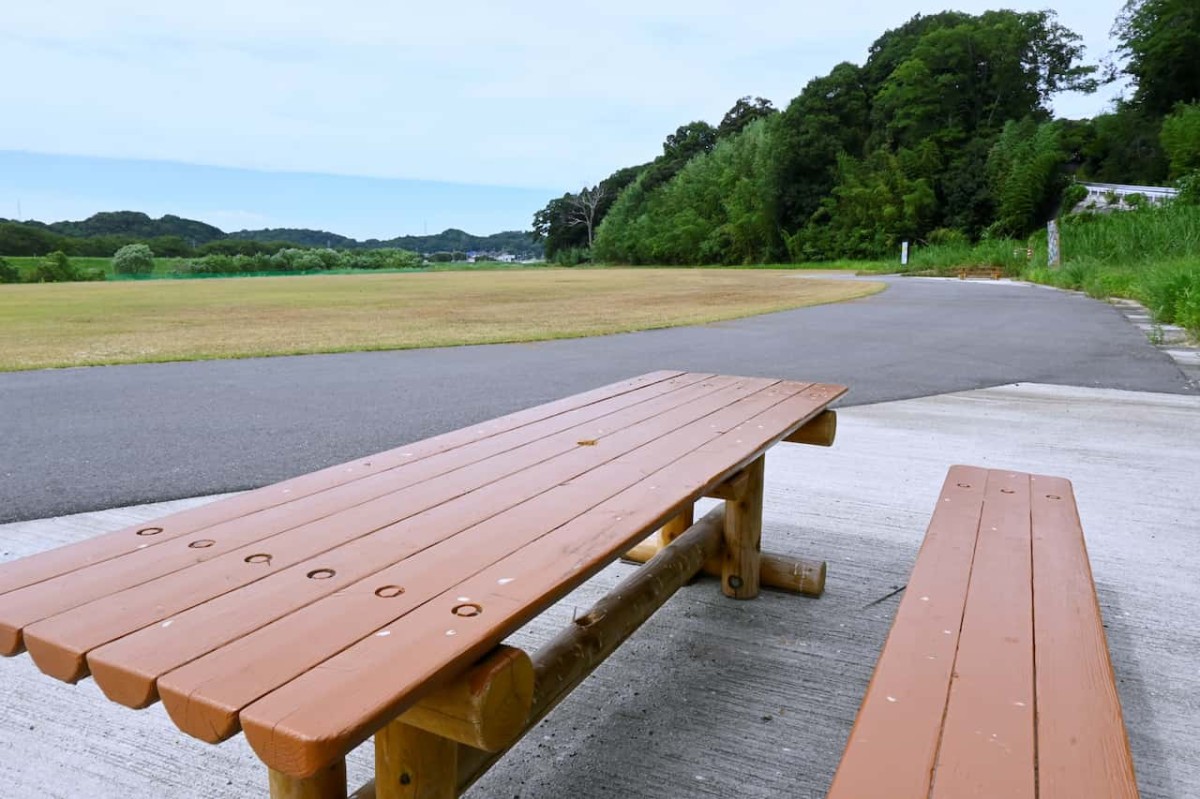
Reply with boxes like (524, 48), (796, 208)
(0, 0), (1129, 238)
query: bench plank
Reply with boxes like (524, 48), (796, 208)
(930, 470), (1035, 799)
(0, 370), (685, 598)
(1031, 476), (1138, 798)
(826, 465), (987, 799)
(7, 373), (719, 661)
(234, 382), (844, 778)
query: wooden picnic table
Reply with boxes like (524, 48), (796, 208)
(0, 371), (844, 797)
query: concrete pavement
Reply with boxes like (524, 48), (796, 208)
(2, 383), (1197, 798)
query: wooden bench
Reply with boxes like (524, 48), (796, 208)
(828, 465), (1139, 798)
(956, 266), (1003, 280)
(0, 371), (844, 798)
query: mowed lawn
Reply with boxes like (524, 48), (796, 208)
(0, 269), (884, 371)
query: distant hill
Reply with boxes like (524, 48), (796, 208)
(373, 229), (541, 257)
(0, 212), (542, 258)
(230, 226), (541, 257)
(20, 211), (226, 244)
(225, 228), (360, 249)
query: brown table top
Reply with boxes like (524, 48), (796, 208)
(0, 371), (845, 777)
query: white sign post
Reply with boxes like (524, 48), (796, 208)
(1047, 221), (1061, 268)
(901, 241), (909, 266)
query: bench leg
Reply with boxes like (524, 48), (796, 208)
(269, 761), (347, 799)
(659, 504), (694, 548)
(375, 720), (458, 799)
(722, 455), (764, 599)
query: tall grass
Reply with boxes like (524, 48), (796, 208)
(1052, 203), (1200, 265)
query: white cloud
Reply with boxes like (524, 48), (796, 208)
(0, 0), (1127, 190)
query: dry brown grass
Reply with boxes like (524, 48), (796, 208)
(0, 269), (884, 371)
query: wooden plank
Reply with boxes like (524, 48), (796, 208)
(827, 465), (988, 799)
(0, 370), (684, 599)
(1031, 475), (1139, 799)
(234, 383), (843, 778)
(8, 373), (725, 663)
(152, 377), (793, 744)
(929, 470), (1035, 799)
(721, 455), (764, 598)
(35, 374), (739, 686)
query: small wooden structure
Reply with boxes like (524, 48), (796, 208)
(828, 465), (1139, 798)
(0, 371), (843, 797)
(956, 266), (1003, 280)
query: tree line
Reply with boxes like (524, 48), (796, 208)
(0, 211), (543, 260)
(532, 0), (1200, 264)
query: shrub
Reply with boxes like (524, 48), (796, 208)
(1138, 263), (1200, 323)
(1060, 183), (1088, 213)
(1174, 284), (1200, 335)
(0, 257), (19, 284)
(33, 251), (81, 282)
(553, 246), (591, 266)
(1178, 171), (1200, 205)
(112, 243), (156, 275)
(925, 228), (968, 247)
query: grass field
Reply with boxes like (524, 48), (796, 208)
(0, 268), (884, 371)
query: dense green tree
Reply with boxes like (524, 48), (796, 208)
(1115, 0), (1200, 115)
(790, 149), (937, 259)
(1076, 107), (1169, 183)
(531, 165), (644, 258)
(112, 243), (156, 276)
(870, 11), (1094, 150)
(581, 8), (1099, 264)
(1160, 103), (1200, 177)
(0, 222), (69, 256)
(773, 62), (872, 233)
(595, 119), (783, 265)
(717, 97), (777, 139)
(987, 119), (1070, 236)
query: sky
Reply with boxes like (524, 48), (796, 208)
(0, 0), (1130, 238)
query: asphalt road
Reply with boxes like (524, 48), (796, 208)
(0, 277), (1192, 523)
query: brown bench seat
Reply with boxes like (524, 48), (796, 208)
(828, 465), (1139, 798)
(0, 371), (844, 797)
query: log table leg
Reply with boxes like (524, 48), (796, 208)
(721, 456), (764, 599)
(269, 760), (348, 799)
(658, 504), (694, 548)
(376, 722), (458, 799)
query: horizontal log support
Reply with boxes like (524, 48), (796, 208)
(705, 470), (751, 501)
(351, 505), (726, 799)
(623, 538), (825, 598)
(783, 410), (837, 447)
(396, 645), (532, 752)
